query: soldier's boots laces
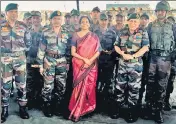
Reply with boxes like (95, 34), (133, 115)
(164, 102), (172, 111)
(1, 106), (8, 123)
(154, 110), (164, 123)
(43, 101), (53, 117)
(19, 106), (29, 119)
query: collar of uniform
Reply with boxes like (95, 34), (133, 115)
(31, 25), (43, 32)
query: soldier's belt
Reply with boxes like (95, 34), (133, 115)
(46, 52), (65, 59)
(123, 58), (139, 63)
(1, 51), (25, 57)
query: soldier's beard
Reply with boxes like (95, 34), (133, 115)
(157, 15), (166, 20)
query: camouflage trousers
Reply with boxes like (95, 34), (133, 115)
(114, 58), (143, 106)
(145, 55), (171, 110)
(1, 54), (27, 107)
(42, 56), (68, 102)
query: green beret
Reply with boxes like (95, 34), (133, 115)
(140, 13), (149, 20)
(127, 13), (140, 21)
(92, 6), (100, 12)
(65, 13), (71, 18)
(71, 9), (80, 16)
(31, 11), (41, 17)
(5, 3), (18, 12)
(23, 12), (32, 19)
(50, 11), (62, 19)
(100, 13), (108, 20)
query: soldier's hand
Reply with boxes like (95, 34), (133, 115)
(122, 54), (133, 60)
(40, 67), (44, 76)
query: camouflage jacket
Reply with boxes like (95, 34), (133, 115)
(114, 26), (150, 55)
(37, 25), (69, 67)
(1, 20), (31, 53)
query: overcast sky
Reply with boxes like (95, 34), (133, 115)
(1, 1), (176, 12)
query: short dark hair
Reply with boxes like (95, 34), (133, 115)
(79, 15), (91, 24)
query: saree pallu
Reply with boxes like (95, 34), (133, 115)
(69, 32), (100, 121)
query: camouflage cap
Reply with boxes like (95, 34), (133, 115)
(31, 11), (41, 17)
(127, 13), (140, 21)
(65, 13), (71, 18)
(5, 3), (18, 12)
(92, 6), (100, 12)
(23, 12), (32, 19)
(71, 9), (80, 16)
(140, 13), (149, 20)
(100, 13), (108, 20)
(50, 11), (62, 19)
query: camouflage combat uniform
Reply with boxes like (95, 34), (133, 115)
(1, 20), (31, 107)
(37, 25), (69, 108)
(114, 26), (149, 108)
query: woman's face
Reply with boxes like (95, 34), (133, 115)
(80, 17), (90, 30)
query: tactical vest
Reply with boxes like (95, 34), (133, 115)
(149, 21), (175, 53)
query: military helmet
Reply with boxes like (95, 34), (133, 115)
(155, 0), (170, 11)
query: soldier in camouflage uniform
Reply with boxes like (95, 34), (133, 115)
(70, 9), (80, 33)
(144, 1), (176, 123)
(1, 3), (31, 123)
(63, 13), (71, 28)
(94, 13), (116, 114)
(106, 11), (113, 28)
(23, 12), (32, 30)
(138, 13), (150, 107)
(37, 11), (69, 117)
(163, 16), (176, 111)
(113, 13), (149, 123)
(26, 11), (43, 110)
(90, 6), (101, 32)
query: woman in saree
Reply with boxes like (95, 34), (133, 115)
(68, 16), (102, 122)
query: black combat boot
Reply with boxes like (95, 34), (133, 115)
(19, 106), (29, 119)
(164, 94), (172, 111)
(53, 100), (62, 116)
(110, 102), (120, 119)
(125, 106), (138, 123)
(1, 106), (8, 123)
(155, 110), (164, 123)
(141, 102), (153, 120)
(42, 101), (53, 117)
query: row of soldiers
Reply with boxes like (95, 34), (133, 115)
(1, 0), (176, 123)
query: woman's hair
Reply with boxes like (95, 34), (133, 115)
(79, 15), (92, 24)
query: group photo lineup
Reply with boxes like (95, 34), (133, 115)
(1, 0), (176, 124)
